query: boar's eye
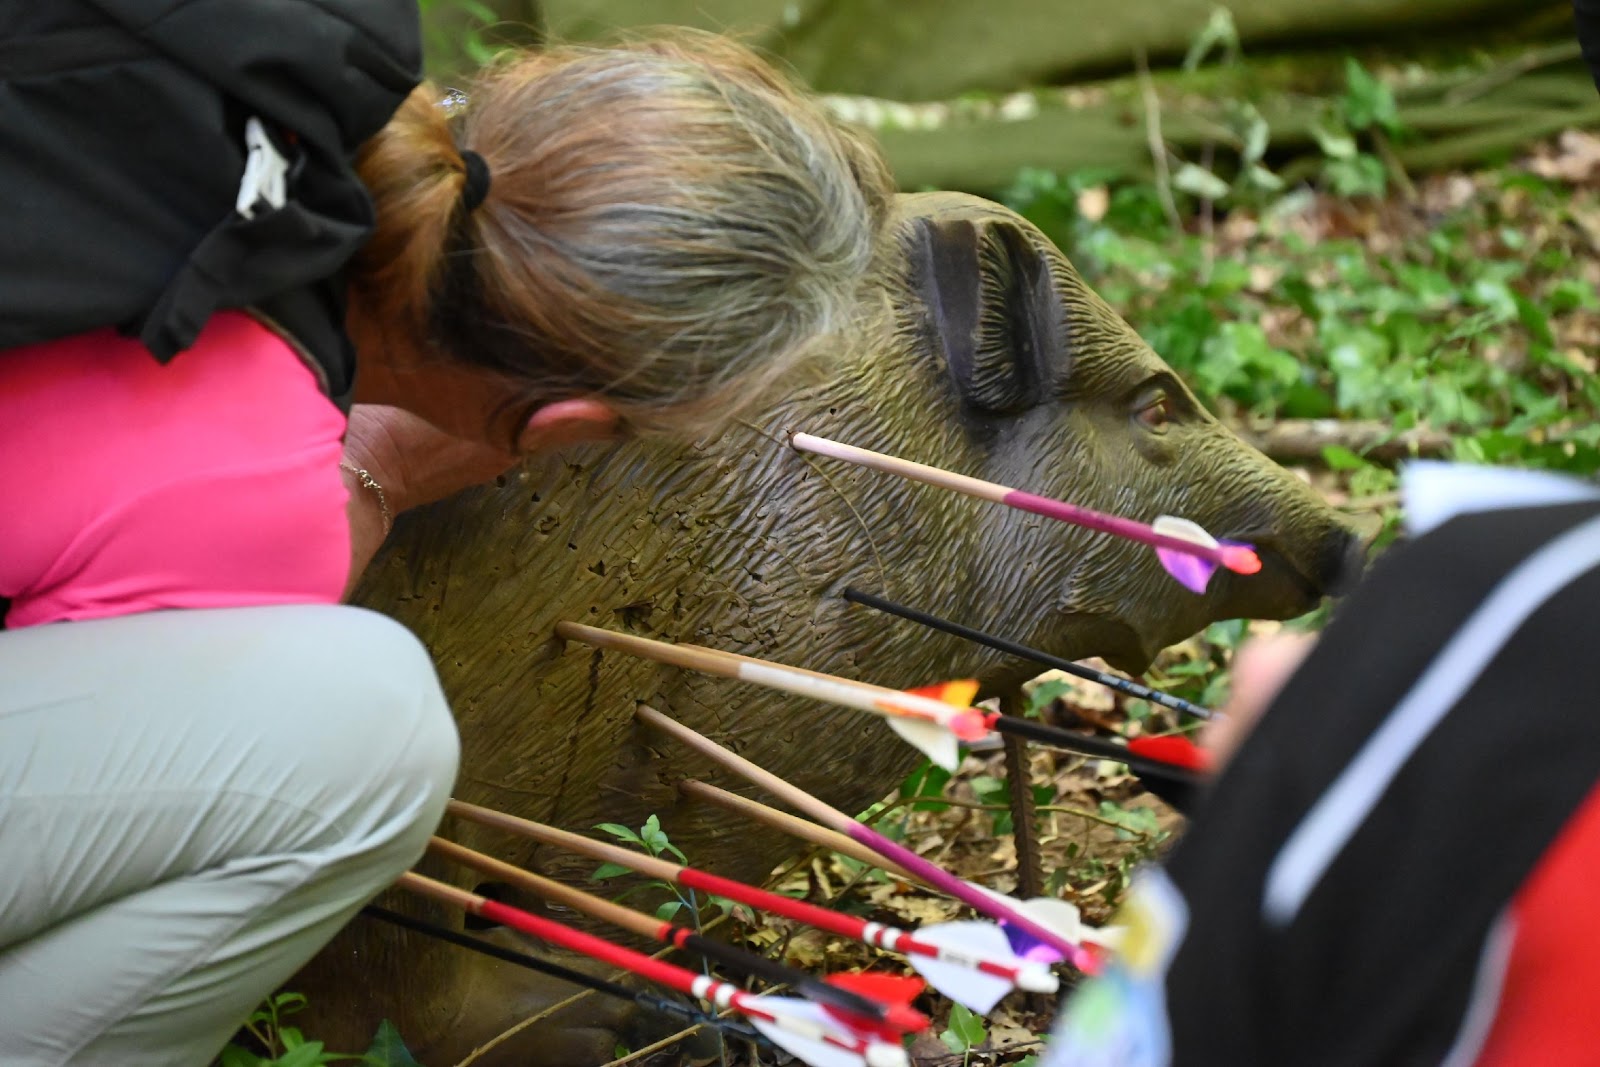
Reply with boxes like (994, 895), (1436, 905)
(1134, 390), (1175, 432)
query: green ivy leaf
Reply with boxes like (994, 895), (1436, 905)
(1320, 445), (1369, 471)
(1342, 59), (1400, 133)
(938, 1002), (988, 1054)
(363, 1021), (426, 1067)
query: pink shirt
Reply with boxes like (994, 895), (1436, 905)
(0, 311), (350, 628)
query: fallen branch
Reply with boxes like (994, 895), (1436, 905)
(1238, 419), (1452, 465)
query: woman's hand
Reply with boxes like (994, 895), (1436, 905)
(1201, 631), (1319, 769)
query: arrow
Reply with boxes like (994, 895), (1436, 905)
(448, 798), (1060, 1014)
(678, 779), (925, 885)
(555, 621), (988, 770)
(635, 705), (1105, 973)
(426, 836), (927, 1035)
(557, 619), (1204, 803)
(359, 904), (767, 1044)
(840, 587), (1214, 721)
(790, 433), (1260, 593)
(397, 872), (910, 1067)
(675, 781), (1117, 984)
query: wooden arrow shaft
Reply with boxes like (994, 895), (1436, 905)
(678, 779), (921, 885)
(636, 705), (1095, 971)
(427, 837), (664, 940)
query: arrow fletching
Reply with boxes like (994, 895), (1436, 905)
(881, 679), (989, 768)
(822, 973), (927, 1038)
(1125, 734), (1212, 772)
(745, 996), (909, 1067)
(906, 921), (1048, 1013)
(904, 680), (981, 707)
(964, 883), (1118, 972)
(1150, 515), (1223, 593)
(1150, 515), (1263, 591)
(885, 716), (962, 771)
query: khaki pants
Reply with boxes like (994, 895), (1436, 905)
(0, 605), (460, 1066)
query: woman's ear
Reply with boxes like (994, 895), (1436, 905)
(518, 398), (623, 453)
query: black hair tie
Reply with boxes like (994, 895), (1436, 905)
(460, 150), (492, 212)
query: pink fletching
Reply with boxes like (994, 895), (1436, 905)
(1154, 548), (1218, 594)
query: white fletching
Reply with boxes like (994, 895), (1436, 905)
(886, 716), (961, 771)
(744, 996), (906, 1067)
(909, 920), (1029, 1013)
(967, 882), (1122, 953)
(1150, 515), (1219, 548)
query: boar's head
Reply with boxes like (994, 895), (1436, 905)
(885, 191), (1362, 677)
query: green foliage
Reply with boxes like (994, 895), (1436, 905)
(595, 814), (687, 864)
(220, 996), (424, 1067)
(591, 816), (733, 923)
(897, 760), (954, 812)
(417, 0), (502, 69)
(361, 1023), (426, 1067)
(1002, 129), (1600, 515)
(938, 1001), (989, 1063)
(1025, 677), (1076, 719)
(1097, 801), (1163, 843)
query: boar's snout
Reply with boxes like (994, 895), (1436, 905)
(1316, 523), (1370, 595)
(1232, 518), (1368, 621)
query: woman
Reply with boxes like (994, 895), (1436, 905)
(0, 31), (893, 1067)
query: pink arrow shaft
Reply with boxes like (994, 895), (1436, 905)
(636, 705), (1095, 972)
(790, 432), (1250, 571)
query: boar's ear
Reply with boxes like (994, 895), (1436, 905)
(908, 215), (1069, 415)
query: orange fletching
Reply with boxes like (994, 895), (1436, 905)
(905, 679), (980, 707)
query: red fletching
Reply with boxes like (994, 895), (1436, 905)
(1126, 735), (1212, 773)
(823, 972), (928, 1037)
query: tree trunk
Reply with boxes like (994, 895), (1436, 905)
(425, 0), (1568, 98)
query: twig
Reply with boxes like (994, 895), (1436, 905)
(454, 911), (739, 1067)
(598, 1022), (707, 1067)
(1136, 48), (1183, 233)
(875, 793), (1153, 837)
(1199, 141), (1217, 284)
(455, 987), (592, 1067)
(1372, 129), (1417, 204)
(1442, 40), (1584, 106)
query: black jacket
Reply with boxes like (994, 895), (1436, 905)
(0, 0), (422, 410)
